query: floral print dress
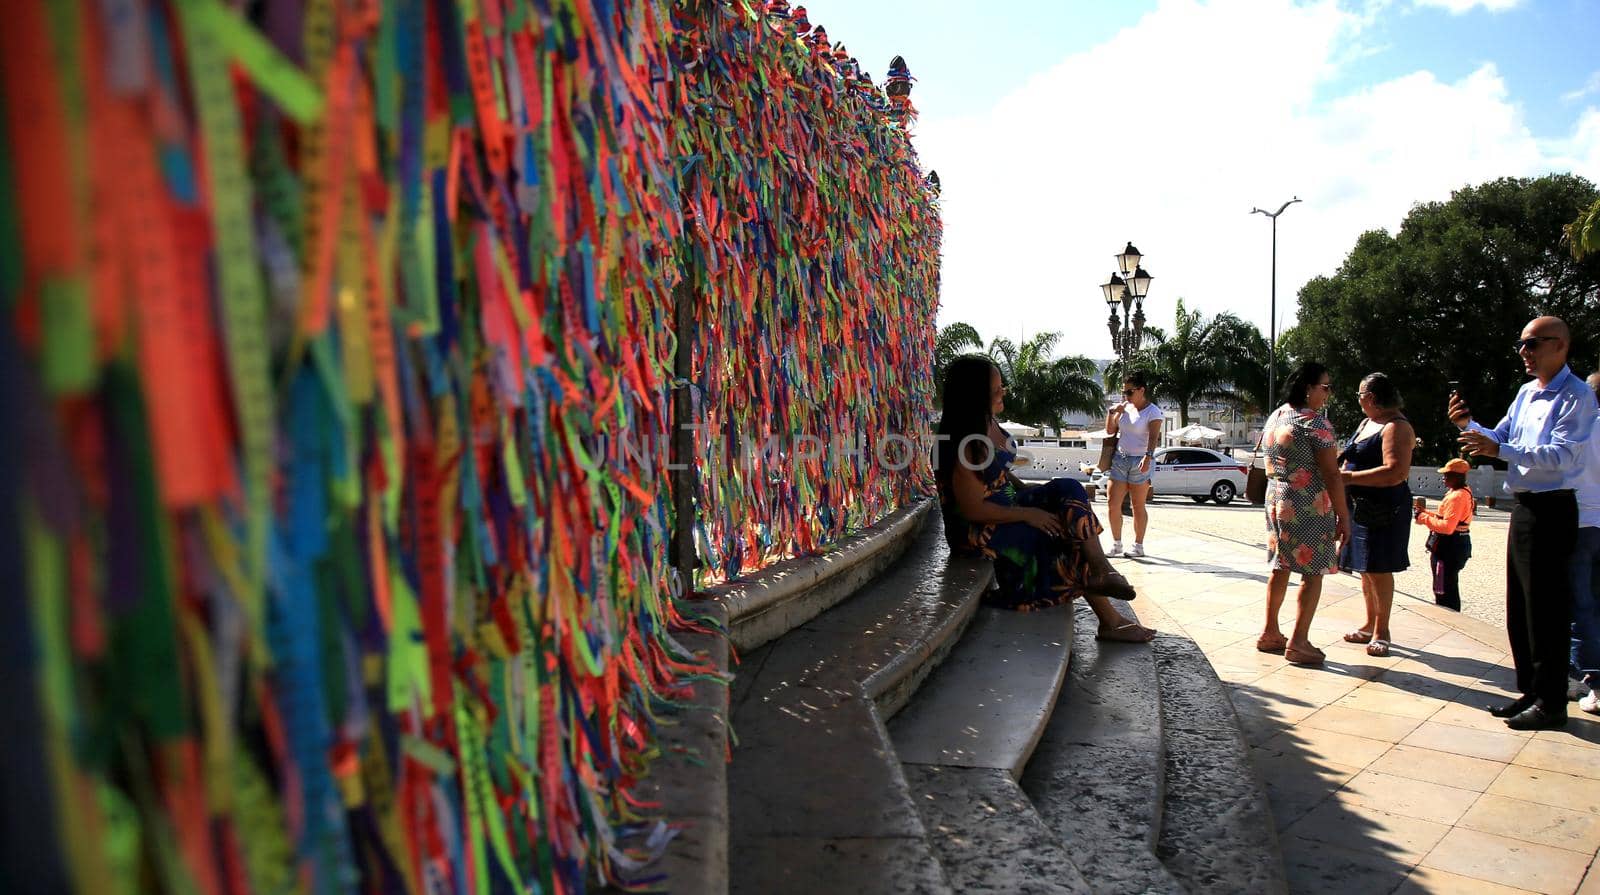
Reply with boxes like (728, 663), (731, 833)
(938, 444), (1103, 611)
(1262, 403), (1339, 575)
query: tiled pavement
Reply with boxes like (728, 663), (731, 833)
(1119, 516), (1600, 895)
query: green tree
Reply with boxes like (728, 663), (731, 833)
(987, 332), (1104, 429)
(1567, 196), (1600, 261)
(1292, 174), (1600, 461)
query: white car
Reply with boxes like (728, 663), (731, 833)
(1090, 447), (1250, 505)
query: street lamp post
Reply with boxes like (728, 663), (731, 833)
(1100, 242), (1155, 367)
(1099, 245), (1154, 516)
(1249, 197), (1301, 410)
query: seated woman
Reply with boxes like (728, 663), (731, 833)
(934, 355), (1154, 642)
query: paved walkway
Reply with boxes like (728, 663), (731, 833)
(1118, 516), (1600, 895)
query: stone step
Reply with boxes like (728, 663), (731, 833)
(888, 604), (1084, 893)
(888, 604), (1074, 777)
(1021, 601), (1183, 895)
(902, 764), (1091, 895)
(715, 501), (933, 653)
(1153, 635), (1288, 894)
(727, 509), (993, 894)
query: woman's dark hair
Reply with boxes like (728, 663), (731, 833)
(935, 355), (997, 489)
(1360, 372), (1403, 410)
(1443, 471), (1467, 490)
(1283, 362), (1329, 410)
(1122, 370), (1149, 395)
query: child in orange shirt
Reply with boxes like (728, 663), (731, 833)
(1416, 459), (1474, 611)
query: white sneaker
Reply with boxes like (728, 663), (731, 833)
(1129, 543), (1145, 558)
(1581, 690), (1600, 715)
(1108, 542), (1124, 557)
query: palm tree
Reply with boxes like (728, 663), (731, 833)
(988, 333), (1104, 430)
(1208, 313), (1281, 416)
(1104, 299), (1239, 426)
(1567, 196), (1600, 261)
(934, 322), (984, 401)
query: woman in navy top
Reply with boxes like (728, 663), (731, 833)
(1338, 373), (1415, 657)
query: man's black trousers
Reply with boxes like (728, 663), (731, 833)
(1508, 489), (1577, 709)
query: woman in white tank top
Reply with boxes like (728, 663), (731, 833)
(1104, 372), (1164, 557)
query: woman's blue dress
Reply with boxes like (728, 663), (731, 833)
(1338, 422), (1412, 574)
(938, 444), (1103, 611)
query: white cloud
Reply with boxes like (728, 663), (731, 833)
(1564, 71), (1600, 104)
(1411, 0), (1522, 12)
(913, 0), (1600, 362)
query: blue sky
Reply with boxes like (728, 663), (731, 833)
(800, 0), (1600, 358)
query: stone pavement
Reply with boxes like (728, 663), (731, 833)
(1116, 516), (1600, 895)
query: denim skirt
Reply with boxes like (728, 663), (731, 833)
(1339, 498), (1412, 573)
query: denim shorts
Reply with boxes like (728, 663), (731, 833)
(1107, 452), (1152, 485)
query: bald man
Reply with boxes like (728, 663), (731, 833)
(1453, 316), (1599, 730)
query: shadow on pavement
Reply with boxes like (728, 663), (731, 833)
(1227, 687), (1418, 893)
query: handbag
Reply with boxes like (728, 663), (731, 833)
(1097, 434), (1119, 472)
(1425, 532), (1439, 552)
(1349, 493), (1404, 528)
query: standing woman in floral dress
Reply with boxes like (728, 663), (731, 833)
(1257, 362), (1351, 666)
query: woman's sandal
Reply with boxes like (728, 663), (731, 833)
(1342, 630), (1374, 644)
(1366, 639), (1391, 658)
(1097, 622), (1156, 643)
(1256, 634), (1288, 654)
(1284, 645), (1326, 666)
(1085, 572), (1137, 600)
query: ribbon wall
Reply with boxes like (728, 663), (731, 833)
(0, 0), (718, 891)
(676, 2), (942, 585)
(0, 0), (939, 892)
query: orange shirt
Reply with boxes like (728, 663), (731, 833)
(1417, 487), (1473, 535)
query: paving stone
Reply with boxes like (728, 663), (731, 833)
(1333, 684), (1445, 719)
(1299, 705), (1427, 743)
(901, 764), (1090, 895)
(1283, 800), (1451, 863)
(1367, 744), (1507, 792)
(1457, 793), (1600, 854)
(1512, 737), (1600, 781)
(1394, 865), (1539, 894)
(1279, 837), (1415, 895)
(1336, 770), (1481, 825)
(1420, 827), (1591, 895)
(1260, 726), (1394, 770)
(1252, 746), (1363, 787)
(1488, 764), (1600, 814)
(1401, 721), (1529, 763)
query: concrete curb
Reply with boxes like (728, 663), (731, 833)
(708, 500), (934, 652)
(631, 601), (730, 895)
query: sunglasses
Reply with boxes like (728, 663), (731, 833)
(1514, 336), (1557, 352)
(1314, 383), (1332, 391)
(1121, 389), (1135, 397)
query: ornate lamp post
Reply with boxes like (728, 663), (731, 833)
(1100, 243), (1154, 366)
